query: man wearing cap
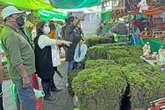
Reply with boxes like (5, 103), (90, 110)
(0, 6), (36, 110)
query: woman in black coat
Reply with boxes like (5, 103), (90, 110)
(34, 22), (71, 100)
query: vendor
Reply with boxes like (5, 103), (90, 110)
(140, 27), (152, 38)
(158, 46), (165, 65)
(143, 42), (151, 57)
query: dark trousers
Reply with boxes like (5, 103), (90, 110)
(41, 68), (63, 97)
(41, 76), (56, 97)
(41, 79), (51, 97)
(0, 82), (4, 110)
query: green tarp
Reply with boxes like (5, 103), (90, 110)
(49, 0), (101, 9)
(0, 0), (52, 10)
(39, 9), (68, 21)
(140, 38), (165, 52)
(101, 10), (112, 21)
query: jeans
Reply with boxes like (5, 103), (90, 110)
(13, 76), (36, 110)
(0, 82), (3, 110)
(64, 60), (75, 85)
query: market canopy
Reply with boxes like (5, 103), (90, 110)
(49, 0), (101, 9)
(0, 0), (53, 10)
(39, 9), (68, 21)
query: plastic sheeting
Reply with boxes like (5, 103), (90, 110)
(101, 10), (112, 21)
(49, 0), (101, 9)
(39, 9), (68, 21)
(0, 0), (52, 10)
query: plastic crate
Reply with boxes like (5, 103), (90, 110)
(149, 98), (165, 110)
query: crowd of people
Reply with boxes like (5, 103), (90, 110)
(0, 5), (87, 110)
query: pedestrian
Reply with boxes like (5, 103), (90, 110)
(0, 6), (36, 110)
(63, 16), (83, 86)
(49, 22), (64, 79)
(48, 21), (57, 39)
(34, 22), (71, 101)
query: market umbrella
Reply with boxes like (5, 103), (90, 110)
(49, 0), (101, 9)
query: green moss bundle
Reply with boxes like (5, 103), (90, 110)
(72, 66), (127, 110)
(85, 35), (113, 47)
(85, 60), (116, 69)
(87, 45), (109, 60)
(122, 64), (165, 109)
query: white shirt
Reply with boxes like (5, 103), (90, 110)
(38, 35), (61, 67)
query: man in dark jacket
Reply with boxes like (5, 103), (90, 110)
(63, 16), (82, 86)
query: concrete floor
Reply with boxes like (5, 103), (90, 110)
(44, 62), (74, 110)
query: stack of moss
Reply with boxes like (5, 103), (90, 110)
(85, 35), (113, 47)
(72, 44), (165, 110)
(122, 64), (165, 109)
(72, 65), (127, 110)
(87, 44), (143, 65)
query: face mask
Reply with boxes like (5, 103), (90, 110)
(43, 26), (50, 35)
(16, 16), (25, 27)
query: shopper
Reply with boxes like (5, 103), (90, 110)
(49, 21), (64, 91)
(0, 6), (36, 110)
(34, 22), (71, 101)
(48, 21), (57, 39)
(63, 16), (83, 86)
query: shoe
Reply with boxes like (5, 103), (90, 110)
(51, 88), (62, 92)
(44, 95), (56, 101)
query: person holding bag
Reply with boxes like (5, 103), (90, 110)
(63, 16), (84, 86)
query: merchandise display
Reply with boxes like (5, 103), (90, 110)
(0, 0), (165, 110)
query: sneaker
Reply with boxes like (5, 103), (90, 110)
(44, 95), (56, 101)
(51, 88), (62, 92)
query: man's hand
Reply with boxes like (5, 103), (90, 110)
(63, 41), (72, 47)
(56, 40), (72, 47)
(22, 74), (31, 88)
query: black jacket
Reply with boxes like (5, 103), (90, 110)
(34, 36), (54, 79)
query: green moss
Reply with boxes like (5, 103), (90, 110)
(72, 43), (165, 110)
(85, 35), (113, 47)
(72, 65), (127, 110)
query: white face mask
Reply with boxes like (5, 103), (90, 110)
(43, 24), (50, 34)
